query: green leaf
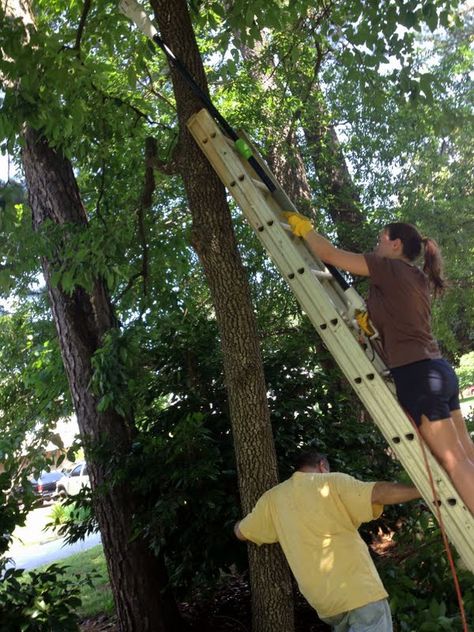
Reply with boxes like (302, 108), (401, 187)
(422, 3), (438, 31)
(399, 9), (417, 28)
(419, 73), (434, 101)
(439, 10), (450, 27)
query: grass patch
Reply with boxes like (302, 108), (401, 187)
(36, 544), (114, 619)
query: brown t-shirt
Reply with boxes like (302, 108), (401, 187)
(364, 253), (441, 368)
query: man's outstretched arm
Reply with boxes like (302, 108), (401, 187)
(234, 521), (247, 541)
(372, 482), (421, 505)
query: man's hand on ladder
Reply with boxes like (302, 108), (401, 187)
(282, 211), (314, 238)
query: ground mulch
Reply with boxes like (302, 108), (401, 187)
(79, 575), (330, 632)
(80, 614), (117, 631)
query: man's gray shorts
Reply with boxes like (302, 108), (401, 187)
(321, 598), (393, 632)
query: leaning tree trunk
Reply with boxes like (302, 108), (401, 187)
(4, 3), (183, 626)
(150, 1), (295, 631)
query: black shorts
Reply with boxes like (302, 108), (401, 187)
(390, 358), (460, 427)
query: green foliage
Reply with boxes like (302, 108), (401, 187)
(0, 564), (93, 632)
(36, 545), (113, 620)
(378, 514), (474, 630)
(456, 352), (474, 391)
(199, 0), (462, 101)
(0, 182), (39, 297)
(0, 306), (70, 497)
(90, 328), (137, 417)
(0, 471), (29, 561)
(320, 12), (474, 355)
(46, 489), (98, 546)
(47, 499), (92, 532)
(97, 308), (396, 594)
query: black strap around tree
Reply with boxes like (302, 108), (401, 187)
(150, 32), (277, 193)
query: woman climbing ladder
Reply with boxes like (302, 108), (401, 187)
(284, 213), (474, 516)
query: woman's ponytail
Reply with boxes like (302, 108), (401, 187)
(386, 223), (446, 296)
(422, 237), (445, 296)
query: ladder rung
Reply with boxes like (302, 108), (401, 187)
(311, 269), (334, 280)
(250, 177), (270, 193)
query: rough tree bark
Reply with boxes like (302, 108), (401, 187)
(3, 1), (182, 630)
(21, 129), (183, 632)
(149, 1), (295, 630)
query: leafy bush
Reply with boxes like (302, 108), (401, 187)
(46, 491), (97, 545)
(378, 513), (474, 631)
(0, 472), (29, 562)
(0, 564), (94, 632)
(456, 352), (474, 391)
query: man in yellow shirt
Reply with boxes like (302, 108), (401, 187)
(235, 449), (421, 631)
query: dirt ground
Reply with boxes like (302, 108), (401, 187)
(79, 578), (330, 632)
(80, 615), (117, 632)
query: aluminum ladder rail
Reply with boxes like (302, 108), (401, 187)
(187, 107), (474, 573)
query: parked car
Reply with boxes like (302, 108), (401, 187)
(55, 461), (90, 498)
(30, 470), (64, 504)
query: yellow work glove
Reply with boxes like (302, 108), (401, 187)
(282, 211), (314, 238)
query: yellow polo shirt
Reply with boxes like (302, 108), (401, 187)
(239, 472), (388, 618)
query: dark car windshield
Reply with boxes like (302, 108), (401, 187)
(38, 471), (63, 482)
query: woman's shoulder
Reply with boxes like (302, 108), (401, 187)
(365, 253), (424, 275)
(364, 253), (403, 280)
(365, 254), (431, 292)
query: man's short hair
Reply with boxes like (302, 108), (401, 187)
(294, 449), (329, 471)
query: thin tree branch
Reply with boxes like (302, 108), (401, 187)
(74, 0), (93, 51)
(147, 136), (181, 176)
(136, 137), (157, 297)
(94, 162), (108, 228)
(113, 272), (143, 304)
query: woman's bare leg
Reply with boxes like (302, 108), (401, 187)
(418, 414), (474, 515)
(451, 408), (474, 462)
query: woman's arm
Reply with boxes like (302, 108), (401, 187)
(283, 212), (370, 277)
(304, 231), (370, 277)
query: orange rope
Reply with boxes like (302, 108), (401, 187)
(408, 413), (468, 632)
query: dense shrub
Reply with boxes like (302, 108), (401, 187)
(0, 564), (94, 632)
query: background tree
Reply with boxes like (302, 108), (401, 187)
(1, 2), (182, 630)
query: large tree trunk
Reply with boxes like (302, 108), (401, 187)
(150, 1), (295, 630)
(21, 127), (182, 632)
(4, 2), (182, 626)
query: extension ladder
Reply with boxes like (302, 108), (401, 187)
(187, 107), (474, 573)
